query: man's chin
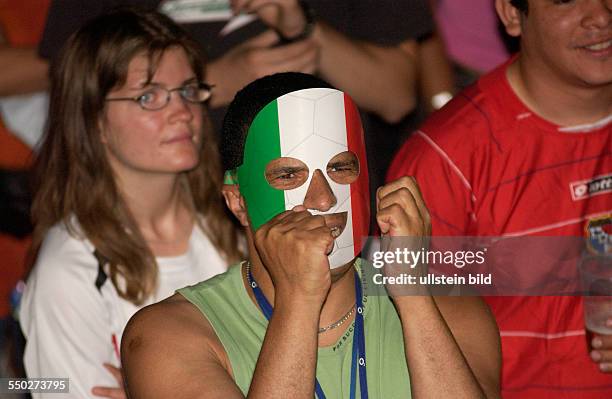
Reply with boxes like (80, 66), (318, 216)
(328, 247), (358, 268)
(329, 256), (359, 281)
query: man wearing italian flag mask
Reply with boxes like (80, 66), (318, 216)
(121, 73), (501, 399)
(228, 79), (370, 269)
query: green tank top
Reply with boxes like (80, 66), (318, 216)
(178, 259), (412, 398)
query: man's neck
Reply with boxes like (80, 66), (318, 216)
(245, 252), (358, 347)
(507, 55), (612, 127)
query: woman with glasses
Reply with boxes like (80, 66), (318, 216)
(19, 8), (241, 398)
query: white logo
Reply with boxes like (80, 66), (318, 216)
(570, 173), (612, 201)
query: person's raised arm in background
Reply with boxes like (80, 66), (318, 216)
(0, 2), (49, 96)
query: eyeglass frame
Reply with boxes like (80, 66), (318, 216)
(105, 81), (214, 111)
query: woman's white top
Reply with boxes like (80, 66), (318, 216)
(20, 220), (227, 398)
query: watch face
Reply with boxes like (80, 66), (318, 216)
(431, 91), (453, 110)
(237, 88), (370, 268)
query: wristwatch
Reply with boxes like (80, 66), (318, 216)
(431, 91), (453, 110)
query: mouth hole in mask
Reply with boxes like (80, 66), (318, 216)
(326, 151), (359, 185)
(264, 157), (309, 190)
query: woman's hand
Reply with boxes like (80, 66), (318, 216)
(91, 363), (127, 399)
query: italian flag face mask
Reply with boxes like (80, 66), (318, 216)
(231, 88), (370, 269)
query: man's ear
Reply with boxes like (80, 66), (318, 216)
(222, 185), (250, 227)
(496, 0), (522, 38)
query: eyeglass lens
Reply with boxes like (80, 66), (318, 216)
(139, 84), (211, 110)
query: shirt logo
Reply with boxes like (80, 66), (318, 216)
(570, 173), (612, 201)
(586, 215), (612, 255)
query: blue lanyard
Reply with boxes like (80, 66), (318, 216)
(246, 265), (368, 399)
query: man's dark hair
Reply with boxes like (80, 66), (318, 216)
(510, 0), (528, 14)
(221, 72), (333, 171)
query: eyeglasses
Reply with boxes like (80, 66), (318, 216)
(105, 82), (213, 110)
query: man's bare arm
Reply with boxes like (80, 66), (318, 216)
(223, 0), (418, 124)
(121, 297), (244, 399)
(437, 296), (501, 396)
(376, 177), (501, 398)
(206, 30), (318, 109)
(313, 22), (417, 124)
(123, 247), (326, 399)
(415, 32), (455, 113)
(247, 297), (320, 398)
(205, 23), (417, 125)
(395, 296), (501, 398)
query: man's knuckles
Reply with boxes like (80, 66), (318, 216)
(379, 176), (417, 198)
(377, 203), (410, 223)
(396, 175), (417, 188)
(376, 205), (426, 235)
(378, 187), (418, 212)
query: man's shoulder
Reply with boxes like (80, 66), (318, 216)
(121, 294), (236, 397)
(122, 293), (220, 359)
(126, 294), (210, 333)
(124, 264), (244, 352)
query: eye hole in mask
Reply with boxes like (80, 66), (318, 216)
(326, 151), (359, 185)
(264, 157), (309, 190)
(264, 151), (361, 191)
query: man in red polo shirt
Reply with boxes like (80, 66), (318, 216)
(388, 0), (611, 398)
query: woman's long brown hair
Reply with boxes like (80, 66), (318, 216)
(31, 8), (242, 305)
